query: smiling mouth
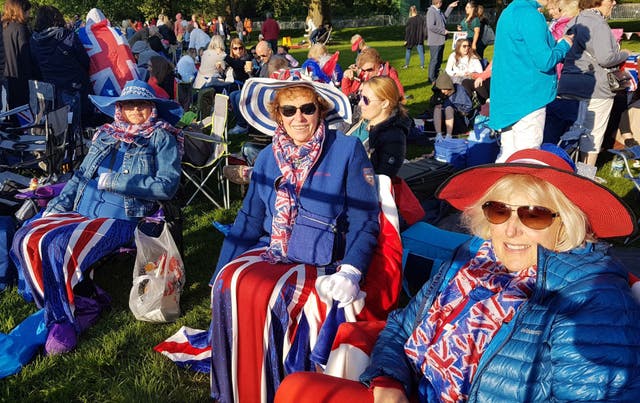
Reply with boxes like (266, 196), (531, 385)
(504, 243), (530, 251)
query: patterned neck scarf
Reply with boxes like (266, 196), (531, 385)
(404, 241), (537, 403)
(262, 122), (325, 263)
(98, 104), (184, 155)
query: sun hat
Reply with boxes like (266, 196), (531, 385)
(89, 79), (183, 125)
(239, 77), (352, 136)
(436, 146), (637, 238)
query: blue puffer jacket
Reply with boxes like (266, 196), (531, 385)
(214, 129), (380, 277)
(45, 128), (181, 218)
(361, 238), (640, 401)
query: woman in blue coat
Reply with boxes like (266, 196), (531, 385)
(276, 145), (640, 402)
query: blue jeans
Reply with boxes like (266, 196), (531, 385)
(405, 45), (425, 67)
(429, 45), (444, 83)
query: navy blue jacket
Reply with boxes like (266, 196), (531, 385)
(361, 239), (640, 400)
(215, 129), (379, 276)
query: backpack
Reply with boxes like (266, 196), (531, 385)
(481, 24), (495, 46)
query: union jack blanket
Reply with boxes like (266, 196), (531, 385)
(156, 176), (402, 403)
(12, 213), (136, 326)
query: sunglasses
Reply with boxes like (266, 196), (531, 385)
(232, 46), (244, 50)
(279, 103), (317, 117)
(482, 201), (559, 230)
(360, 95), (382, 106)
(120, 101), (153, 110)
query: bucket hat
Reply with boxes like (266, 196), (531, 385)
(89, 79), (183, 125)
(436, 146), (637, 238)
(239, 77), (351, 136)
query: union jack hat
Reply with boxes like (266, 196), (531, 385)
(89, 79), (183, 125)
(239, 77), (351, 136)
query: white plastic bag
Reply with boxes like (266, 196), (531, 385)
(129, 222), (185, 322)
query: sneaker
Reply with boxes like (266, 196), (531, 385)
(420, 65), (425, 69)
(223, 165), (253, 185)
(228, 124), (249, 135)
(402, 65), (408, 69)
(624, 138), (639, 148)
(45, 322), (78, 355)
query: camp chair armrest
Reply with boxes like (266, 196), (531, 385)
(182, 130), (226, 144)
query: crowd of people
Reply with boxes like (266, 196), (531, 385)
(1, 0), (640, 402)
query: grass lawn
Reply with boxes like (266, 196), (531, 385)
(2, 23), (640, 401)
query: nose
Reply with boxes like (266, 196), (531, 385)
(504, 212), (523, 238)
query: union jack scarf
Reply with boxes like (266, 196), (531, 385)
(262, 122), (325, 263)
(96, 104), (184, 156)
(404, 241), (537, 403)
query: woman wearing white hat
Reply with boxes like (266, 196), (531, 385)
(11, 80), (183, 355)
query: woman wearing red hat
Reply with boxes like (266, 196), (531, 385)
(276, 145), (640, 402)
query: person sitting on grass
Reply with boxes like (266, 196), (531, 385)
(431, 72), (474, 140)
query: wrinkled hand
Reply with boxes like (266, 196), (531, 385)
(318, 265), (361, 306)
(474, 77), (484, 88)
(373, 387), (410, 403)
(450, 1), (459, 8)
(97, 173), (113, 190)
(344, 68), (356, 80)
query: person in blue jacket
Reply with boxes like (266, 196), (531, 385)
(275, 145), (640, 402)
(11, 80), (183, 356)
(211, 78), (381, 403)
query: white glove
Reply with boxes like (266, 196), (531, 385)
(320, 265), (362, 307)
(97, 173), (114, 190)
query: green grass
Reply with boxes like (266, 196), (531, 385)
(2, 24), (640, 401)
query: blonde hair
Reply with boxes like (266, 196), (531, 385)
(308, 43), (328, 61)
(362, 76), (407, 118)
(208, 35), (226, 52)
(559, 0), (580, 17)
(267, 85), (331, 126)
(461, 174), (592, 251)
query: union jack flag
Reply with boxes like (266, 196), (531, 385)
(77, 18), (139, 96)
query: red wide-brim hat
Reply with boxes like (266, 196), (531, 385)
(436, 148), (637, 238)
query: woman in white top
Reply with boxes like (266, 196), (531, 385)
(193, 34), (227, 89)
(445, 38), (483, 84)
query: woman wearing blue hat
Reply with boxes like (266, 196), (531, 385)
(11, 80), (183, 355)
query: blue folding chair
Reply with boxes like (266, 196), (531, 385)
(401, 221), (472, 297)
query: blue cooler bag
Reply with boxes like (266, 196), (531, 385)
(434, 138), (468, 169)
(467, 114), (498, 166)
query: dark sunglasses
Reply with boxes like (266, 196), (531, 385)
(279, 103), (317, 117)
(360, 95), (382, 106)
(232, 46), (244, 50)
(482, 201), (559, 230)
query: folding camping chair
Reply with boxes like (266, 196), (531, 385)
(0, 81), (72, 177)
(608, 145), (640, 245)
(400, 221), (472, 297)
(181, 93), (230, 209)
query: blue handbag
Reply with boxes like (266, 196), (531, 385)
(287, 207), (340, 266)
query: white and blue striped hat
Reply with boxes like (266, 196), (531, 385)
(239, 77), (352, 136)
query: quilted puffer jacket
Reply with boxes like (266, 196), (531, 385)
(360, 238), (640, 401)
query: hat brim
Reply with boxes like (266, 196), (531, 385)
(89, 93), (183, 126)
(239, 78), (352, 136)
(436, 162), (637, 238)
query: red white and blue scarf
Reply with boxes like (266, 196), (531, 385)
(262, 122), (325, 263)
(96, 104), (184, 155)
(404, 241), (537, 402)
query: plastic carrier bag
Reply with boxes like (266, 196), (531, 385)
(129, 221), (185, 322)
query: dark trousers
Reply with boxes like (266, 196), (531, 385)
(429, 45), (444, 83)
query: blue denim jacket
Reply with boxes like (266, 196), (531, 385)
(45, 128), (181, 218)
